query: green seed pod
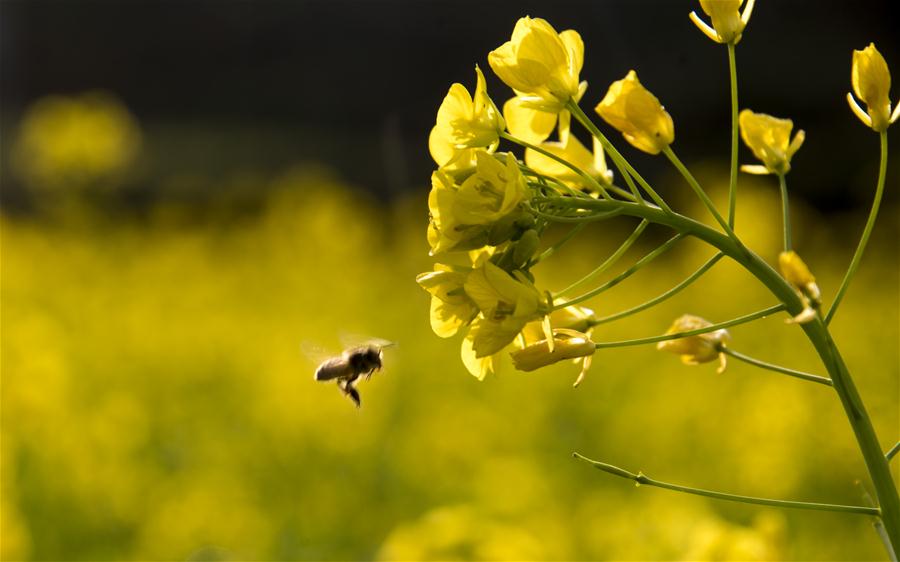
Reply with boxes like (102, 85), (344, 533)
(513, 229), (540, 267)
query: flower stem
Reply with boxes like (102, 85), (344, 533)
(558, 220), (648, 296)
(590, 252), (724, 325)
(720, 346), (832, 386)
(591, 304), (785, 349)
(500, 131), (611, 199)
(825, 131), (888, 325)
(727, 42), (739, 227)
(573, 453), (880, 516)
(566, 100), (672, 213)
(554, 233), (685, 307)
(531, 222), (587, 266)
(662, 146), (740, 246)
(778, 173), (792, 252)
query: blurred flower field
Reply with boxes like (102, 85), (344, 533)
(2, 165), (897, 559)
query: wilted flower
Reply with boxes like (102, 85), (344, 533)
(429, 66), (506, 169)
(488, 17), (586, 113)
(524, 134), (612, 191)
(595, 71), (675, 155)
(778, 251), (820, 324)
(846, 43), (898, 132)
(511, 328), (596, 382)
(656, 314), (730, 373)
(427, 152), (528, 255)
(416, 264), (478, 338)
(738, 110), (805, 176)
(689, 0), (756, 44)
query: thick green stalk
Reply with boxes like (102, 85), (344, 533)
(545, 196), (900, 555)
(727, 43), (739, 227)
(825, 132), (889, 325)
(573, 453), (880, 516)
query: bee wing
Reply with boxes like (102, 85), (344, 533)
(300, 341), (339, 366)
(339, 332), (397, 351)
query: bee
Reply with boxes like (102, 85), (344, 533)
(310, 338), (394, 408)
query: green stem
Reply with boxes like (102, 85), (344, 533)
(887, 442), (900, 462)
(778, 173), (792, 252)
(662, 146), (740, 246)
(555, 233), (685, 307)
(566, 100), (672, 213)
(539, 195), (900, 555)
(573, 453), (880, 516)
(531, 222), (587, 266)
(558, 220), (648, 296)
(825, 132), (888, 325)
(727, 43), (739, 227)
(720, 346), (832, 386)
(501, 131), (611, 199)
(591, 304), (785, 349)
(590, 252), (723, 325)
(529, 207), (619, 223)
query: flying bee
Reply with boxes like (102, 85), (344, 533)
(309, 338), (394, 408)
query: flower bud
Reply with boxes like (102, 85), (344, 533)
(595, 71), (674, 155)
(778, 251), (820, 301)
(512, 229), (540, 267)
(656, 314), (730, 373)
(847, 43), (897, 132)
(510, 329), (595, 372)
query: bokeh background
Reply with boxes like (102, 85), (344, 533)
(1, 0), (898, 560)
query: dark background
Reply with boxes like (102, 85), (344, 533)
(2, 0), (897, 213)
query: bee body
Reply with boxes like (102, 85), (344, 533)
(311, 342), (392, 407)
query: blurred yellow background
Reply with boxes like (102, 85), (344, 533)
(1, 93), (897, 561)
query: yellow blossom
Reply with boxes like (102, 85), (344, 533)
(488, 17), (586, 113)
(524, 134), (612, 190)
(416, 264), (478, 338)
(510, 328), (595, 372)
(778, 251), (820, 324)
(429, 66), (506, 169)
(689, 0), (756, 44)
(738, 110), (804, 176)
(464, 262), (549, 360)
(656, 314), (730, 373)
(520, 305), (596, 343)
(427, 152), (528, 255)
(847, 43), (898, 132)
(595, 71), (674, 155)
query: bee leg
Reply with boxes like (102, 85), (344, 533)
(338, 379), (361, 408)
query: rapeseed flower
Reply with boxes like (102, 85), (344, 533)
(429, 66), (506, 169)
(510, 328), (595, 374)
(656, 314), (730, 373)
(689, 0), (756, 44)
(595, 71), (674, 155)
(416, 264), (479, 338)
(524, 134), (612, 190)
(778, 251), (820, 324)
(488, 17), (586, 114)
(738, 110), (804, 176)
(847, 43), (898, 132)
(427, 152), (528, 255)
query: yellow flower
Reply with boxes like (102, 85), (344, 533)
(524, 134), (612, 190)
(520, 305), (596, 343)
(778, 251), (820, 324)
(464, 262), (549, 359)
(595, 71), (674, 155)
(738, 110), (804, 176)
(416, 264), (478, 338)
(429, 66), (506, 169)
(847, 43), (898, 132)
(656, 314), (730, 373)
(488, 17), (586, 113)
(689, 0), (756, 44)
(427, 152), (528, 255)
(510, 328), (595, 372)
